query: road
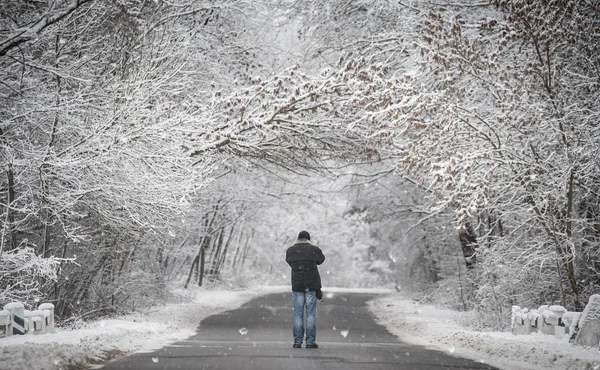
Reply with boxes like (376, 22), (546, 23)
(99, 291), (498, 369)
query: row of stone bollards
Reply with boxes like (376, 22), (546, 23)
(0, 302), (55, 336)
(512, 294), (600, 347)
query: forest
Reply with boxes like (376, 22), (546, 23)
(1, 0), (599, 329)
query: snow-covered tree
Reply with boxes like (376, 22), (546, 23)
(0, 0), (270, 315)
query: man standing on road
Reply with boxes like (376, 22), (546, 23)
(286, 230), (325, 349)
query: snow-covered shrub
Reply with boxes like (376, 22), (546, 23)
(0, 247), (61, 306)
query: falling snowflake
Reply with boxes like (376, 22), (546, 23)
(152, 357), (159, 363)
(239, 327), (248, 335)
(340, 329), (349, 338)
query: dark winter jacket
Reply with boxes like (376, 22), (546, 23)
(286, 239), (325, 292)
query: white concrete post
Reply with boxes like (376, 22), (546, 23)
(562, 311), (581, 339)
(549, 305), (567, 338)
(511, 306), (531, 335)
(30, 310), (46, 334)
(537, 306), (554, 335)
(3, 302), (26, 335)
(527, 310), (540, 333)
(23, 310), (33, 333)
(523, 316), (533, 334)
(538, 305), (565, 336)
(38, 303), (55, 333)
(0, 309), (11, 336)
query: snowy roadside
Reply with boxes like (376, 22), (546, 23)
(369, 293), (600, 370)
(0, 286), (281, 370)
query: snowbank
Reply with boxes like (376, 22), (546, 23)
(369, 293), (600, 370)
(0, 286), (276, 370)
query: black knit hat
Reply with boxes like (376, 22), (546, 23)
(298, 231), (310, 240)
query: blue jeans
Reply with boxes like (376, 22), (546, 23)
(292, 291), (318, 345)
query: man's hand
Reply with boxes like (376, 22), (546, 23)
(316, 289), (323, 300)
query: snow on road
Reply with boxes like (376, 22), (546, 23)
(369, 293), (600, 370)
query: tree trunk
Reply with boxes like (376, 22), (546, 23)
(239, 231), (254, 270)
(40, 34), (62, 259)
(5, 162), (18, 251)
(216, 226), (236, 277)
(184, 254), (200, 289)
(198, 233), (212, 286)
(53, 240), (69, 301)
(231, 229), (245, 270)
(198, 246), (206, 287)
(208, 228), (225, 281)
(564, 167), (581, 310)
(458, 222), (478, 269)
(156, 244), (164, 271)
(194, 201), (222, 285)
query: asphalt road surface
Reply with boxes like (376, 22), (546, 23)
(100, 291), (499, 370)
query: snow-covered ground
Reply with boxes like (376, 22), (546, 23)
(2, 287), (600, 370)
(0, 286), (276, 370)
(369, 293), (600, 370)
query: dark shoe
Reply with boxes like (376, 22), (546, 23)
(293, 343), (302, 348)
(306, 343), (319, 349)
